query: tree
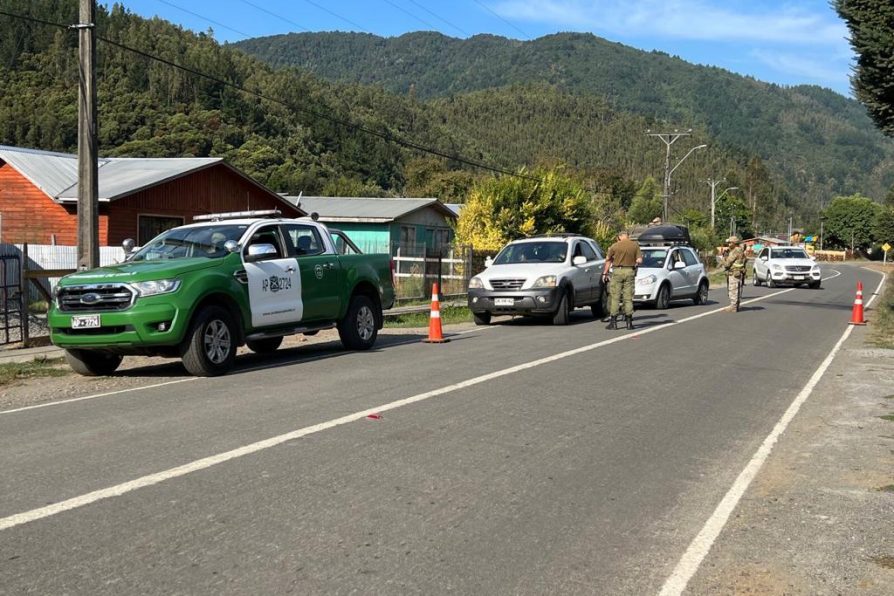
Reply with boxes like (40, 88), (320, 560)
(835, 1), (894, 136)
(874, 207), (894, 245)
(627, 177), (662, 224)
(822, 194), (882, 249)
(454, 168), (593, 251)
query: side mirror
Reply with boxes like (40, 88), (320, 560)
(122, 238), (136, 254)
(572, 255), (587, 266)
(673, 261), (686, 270)
(760, 255), (769, 261)
(224, 240), (240, 254)
(484, 256), (494, 268)
(244, 243), (278, 262)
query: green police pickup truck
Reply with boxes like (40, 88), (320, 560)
(48, 212), (395, 377)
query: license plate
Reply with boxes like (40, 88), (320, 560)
(71, 314), (100, 329)
(793, 275), (805, 280)
(494, 298), (514, 306)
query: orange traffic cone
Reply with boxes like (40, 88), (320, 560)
(849, 281), (866, 325)
(422, 282), (450, 343)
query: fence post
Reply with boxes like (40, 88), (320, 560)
(20, 243), (29, 347)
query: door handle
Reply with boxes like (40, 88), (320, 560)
(286, 266), (296, 273)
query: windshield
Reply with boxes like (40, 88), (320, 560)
(494, 241), (567, 264)
(771, 248), (809, 259)
(640, 249), (668, 268)
(131, 224), (248, 261)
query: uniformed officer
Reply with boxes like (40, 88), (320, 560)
(719, 235), (747, 312)
(602, 230), (642, 329)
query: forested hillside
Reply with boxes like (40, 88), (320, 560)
(236, 31), (894, 208)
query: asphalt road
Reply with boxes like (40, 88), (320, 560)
(0, 265), (881, 594)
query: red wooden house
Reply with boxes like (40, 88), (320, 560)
(0, 145), (303, 246)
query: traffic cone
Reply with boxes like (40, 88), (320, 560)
(849, 281), (866, 326)
(422, 282), (450, 343)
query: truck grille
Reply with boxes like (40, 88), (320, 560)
(785, 265), (811, 273)
(490, 278), (525, 290)
(57, 284), (135, 312)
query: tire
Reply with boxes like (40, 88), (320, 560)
(767, 275), (776, 288)
(552, 289), (570, 325)
(246, 336), (283, 354)
(473, 311), (491, 326)
(809, 281), (821, 289)
(338, 294), (379, 350)
(591, 285), (609, 319)
(654, 284), (671, 309)
(693, 280), (709, 305)
(180, 305), (238, 377)
(64, 349), (123, 376)
(752, 271), (761, 286)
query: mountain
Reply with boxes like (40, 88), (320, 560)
(235, 31), (894, 207)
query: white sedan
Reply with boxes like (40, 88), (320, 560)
(752, 246), (821, 288)
(634, 245), (709, 308)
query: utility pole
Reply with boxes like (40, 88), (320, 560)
(647, 129), (690, 223)
(705, 179), (739, 230)
(75, 0), (98, 270)
(787, 214), (793, 242)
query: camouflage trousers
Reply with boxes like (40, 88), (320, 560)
(727, 273), (744, 311)
(609, 267), (636, 316)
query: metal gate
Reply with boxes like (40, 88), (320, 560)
(0, 254), (23, 345)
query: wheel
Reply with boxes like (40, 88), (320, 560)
(809, 281), (821, 289)
(64, 349), (122, 376)
(552, 289), (570, 325)
(693, 280), (709, 305)
(180, 305), (237, 377)
(473, 311), (491, 326)
(338, 294), (379, 350)
(767, 275), (776, 288)
(752, 271), (761, 286)
(591, 285), (609, 319)
(654, 284), (670, 309)
(246, 336), (283, 354)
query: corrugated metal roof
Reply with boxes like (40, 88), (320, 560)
(0, 145), (86, 198)
(288, 196), (456, 222)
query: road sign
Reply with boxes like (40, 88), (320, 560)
(883, 242), (892, 252)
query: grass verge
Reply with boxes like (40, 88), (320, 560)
(870, 272), (894, 349)
(385, 306), (472, 328)
(0, 357), (69, 387)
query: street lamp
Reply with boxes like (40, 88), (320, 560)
(706, 179), (739, 229)
(664, 144), (707, 222)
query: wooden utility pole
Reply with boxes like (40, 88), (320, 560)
(76, 0), (99, 270)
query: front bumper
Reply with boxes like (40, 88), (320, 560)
(467, 287), (561, 315)
(48, 299), (185, 351)
(633, 281), (659, 302)
(768, 269), (822, 284)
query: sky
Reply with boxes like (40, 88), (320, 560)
(102, 0), (856, 96)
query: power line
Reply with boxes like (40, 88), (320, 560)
(235, 0), (310, 33)
(379, 0), (437, 31)
(469, 0), (530, 39)
(0, 8), (536, 181)
(299, 0), (372, 34)
(155, 0), (252, 39)
(406, 0), (470, 37)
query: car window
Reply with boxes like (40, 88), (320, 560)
(590, 241), (604, 259)
(244, 225), (285, 259)
(281, 224), (325, 257)
(669, 250), (686, 268)
(494, 241), (567, 264)
(771, 248), (809, 259)
(641, 249), (667, 268)
(578, 242), (597, 261)
(759, 248), (769, 259)
(332, 231), (361, 255)
(131, 224), (247, 261)
(681, 249), (699, 266)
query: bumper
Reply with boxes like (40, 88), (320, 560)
(467, 287), (561, 316)
(768, 270), (821, 285)
(633, 283), (658, 302)
(48, 300), (185, 350)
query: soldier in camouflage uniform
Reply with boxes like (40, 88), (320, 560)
(719, 235), (747, 312)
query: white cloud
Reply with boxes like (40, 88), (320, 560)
(492, 0), (849, 47)
(751, 50), (850, 85)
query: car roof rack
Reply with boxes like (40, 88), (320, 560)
(193, 209), (282, 222)
(634, 224), (692, 247)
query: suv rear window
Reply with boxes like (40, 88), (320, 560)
(494, 242), (567, 264)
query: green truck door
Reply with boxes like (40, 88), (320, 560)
(281, 223), (342, 322)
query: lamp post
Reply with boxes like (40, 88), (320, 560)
(706, 179), (738, 229)
(664, 144), (707, 222)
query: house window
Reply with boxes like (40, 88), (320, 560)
(432, 228), (451, 249)
(400, 225), (415, 247)
(138, 215), (184, 245)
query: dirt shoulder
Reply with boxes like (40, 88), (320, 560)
(686, 322), (894, 594)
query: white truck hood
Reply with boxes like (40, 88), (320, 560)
(772, 258), (816, 267)
(478, 263), (560, 281)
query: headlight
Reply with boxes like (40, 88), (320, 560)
(771, 264), (783, 270)
(469, 277), (484, 289)
(638, 274), (657, 285)
(133, 279), (181, 297)
(532, 275), (557, 288)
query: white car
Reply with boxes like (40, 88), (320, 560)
(467, 235), (608, 325)
(634, 245), (710, 308)
(752, 246), (821, 288)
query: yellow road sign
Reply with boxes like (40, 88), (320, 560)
(884, 242), (892, 252)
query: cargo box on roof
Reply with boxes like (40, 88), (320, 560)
(634, 224), (691, 246)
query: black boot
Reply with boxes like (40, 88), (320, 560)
(606, 316), (617, 330)
(626, 315), (634, 330)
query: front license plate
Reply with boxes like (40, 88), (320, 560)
(494, 298), (514, 306)
(793, 275), (805, 280)
(71, 314), (100, 329)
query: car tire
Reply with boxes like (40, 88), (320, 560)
(693, 280), (709, 305)
(338, 294), (378, 350)
(181, 305), (238, 377)
(473, 311), (492, 326)
(64, 349), (123, 376)
(552, 289), (570, 325)
(809, 281), (821, 289)
(767, 275), (776, 288)
(655, 283), (670, 309)
(246, 336), (283, 354)
(591, 285), (609, 319)
(752, 271), (761, 286)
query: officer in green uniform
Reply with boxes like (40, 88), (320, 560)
(720, 235), (747, 312)
(602, 230), (643, 329)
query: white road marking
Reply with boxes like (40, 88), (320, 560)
(657, 269), (884, 596)
(0, 275), (845, 532)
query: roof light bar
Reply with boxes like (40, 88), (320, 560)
(193, 209), (281, 222)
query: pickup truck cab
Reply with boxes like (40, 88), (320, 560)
(49, 212), (395, 377)
(467, 234), (608, 325)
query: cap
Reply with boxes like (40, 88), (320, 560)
(726, 235), (740, 244)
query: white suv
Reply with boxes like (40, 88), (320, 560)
(634, 245), (709, 308)
(753, 246), (821, 288)
(467, 235), (608, 325)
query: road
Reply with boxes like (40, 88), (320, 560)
(0, 265), (882, 594)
